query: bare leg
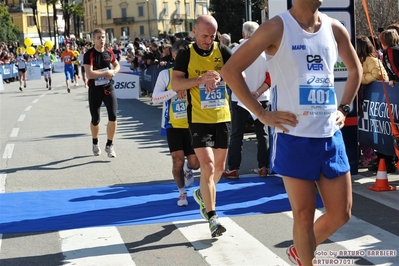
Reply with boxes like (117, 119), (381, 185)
(107, 121), (117, 141)
(171, 150), (185, 188)
(194, 147), (227, 212)
(282, 177), (317, 266)
(90, 123), (100, 139)
(314, 172), (352, 245)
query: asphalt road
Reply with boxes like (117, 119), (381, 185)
(0, 72), (399, 266)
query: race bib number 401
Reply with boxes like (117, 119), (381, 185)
(298, 74), (336, 117)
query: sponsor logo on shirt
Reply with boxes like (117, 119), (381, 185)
(292, 45), (306, 50)
(307, 54), (324, 71)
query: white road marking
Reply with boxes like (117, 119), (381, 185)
(18, 114), (26, 121)
(32, 99), (39, 103)
(24, 106), (32, 111)
(59, 227), (136, 266)
(2, 144), (14, 159)
(10, 128), (19, 137)
(174, 217), (290, 265)
(0, 174), (5, 193)
(40, 94), (45, 97)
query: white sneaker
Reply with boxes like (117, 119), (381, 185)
(92, 144), (101, 156)
(177, 193), (188, 206)
(183, 160), (194, 187)
(105, 144), (116, 158)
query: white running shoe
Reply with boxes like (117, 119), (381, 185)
(177, 193), (188, 206)
(105, 144), (116, 158)
(92, 144), (101, 156)
(183, 160), (194, 187)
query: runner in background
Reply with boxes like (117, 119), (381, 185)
(60, 44), (76, 93)
(39, 46), (56, 90)
(78, 46), (88, 88)
(16, 47), (29, 91)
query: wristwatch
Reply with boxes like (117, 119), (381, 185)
(338, 104), (350, 116)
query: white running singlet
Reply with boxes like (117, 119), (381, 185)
(267, 11), (339, 138)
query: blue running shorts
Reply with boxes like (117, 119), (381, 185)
(271, 130), (350, 181)
(64, 64), (74, 81)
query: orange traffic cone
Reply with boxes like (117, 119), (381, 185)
(368, 158), (397, 192)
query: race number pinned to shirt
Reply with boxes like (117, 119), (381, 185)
(94, 67), (110, 86)
(299, 75), (336, 117)
(199, 81), (227, 109)
(171, 95), (187, 119)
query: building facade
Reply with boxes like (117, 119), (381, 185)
(7, 0), (65, 46)
(83, 0), (210, 43)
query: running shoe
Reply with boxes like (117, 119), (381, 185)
(48, 86), (51, 90)
(286, 245), (302, 266)
(255, 166), (269, 177)
(222, 169), (239, 179)
(208, 215), (226, 237)
(183, 160), (194, 187)
(193, 189), (208, 220)
(46, 83), (48, 89)
(92, 144), (101, 156)
(19, 87), (23, 91)
(75, 82), (78, 87)
(24, 82), (26, 88)
(177, 193), (188, 206)
(67, 88), (70, 93)
(105, 144), (116, 158)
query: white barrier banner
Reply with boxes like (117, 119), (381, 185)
(26, 66), (42, 80)
(0, 73), (4, 91)
(113, 73), (140, 99)
(53, 61), (65, 73)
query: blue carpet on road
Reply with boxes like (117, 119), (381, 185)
(0, 176), (323, 234)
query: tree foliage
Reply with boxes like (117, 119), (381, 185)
(0, 4), (20, 42)
(209, 0), (245, 43)
(28, 0), (43, 45)
(355, 0), (399, 36)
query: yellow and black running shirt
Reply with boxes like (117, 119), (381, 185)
(164, 68), (188, 129)
(175, 42), (231, 124)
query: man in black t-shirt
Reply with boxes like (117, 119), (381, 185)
(83, 28), (120, 158)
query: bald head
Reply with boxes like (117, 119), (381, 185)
(195, 15), (218, 30)
(193, 15), (218, 51)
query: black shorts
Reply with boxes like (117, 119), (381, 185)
(189, 122), (230, 149)
(81, 66), (85, 73)
(74, 64), (79, 75)
(18, 68), (26, 73)
(166, 128), (195, 155)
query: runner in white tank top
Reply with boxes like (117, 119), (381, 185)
(221, 1), (362, 265)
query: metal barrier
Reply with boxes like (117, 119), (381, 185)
(139, 64), (168, 93)
(1, 59), (59, 80)
(1, 64), (18, 80)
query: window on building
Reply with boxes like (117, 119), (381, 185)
(121, 27), (130, 37)
(138, 6), (144, 17)
(163, 2), (168, 16)
(185, 3), (190, 16)
(140, 25), (144, 35)
(106, 9), (112, 20)
(40, 0), (46, 5)
(202, 4), (208, 15)
(27, 16), (35, 27)
(121, 7), (127, 18)
(40, 16), (54, 33)
(106, 28), (114, 42)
